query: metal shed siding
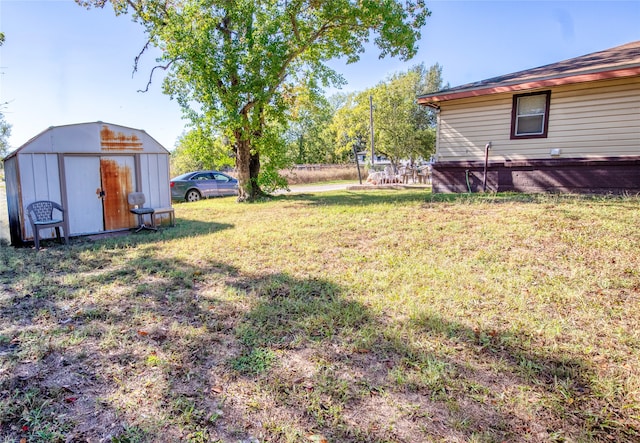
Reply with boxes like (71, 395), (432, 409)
(17, 153), (63, 241)
(4, 157), (23, 246)
(4, 122), (172, 246)
(435, 76), (640, 162)
(139, 153), (171, 208)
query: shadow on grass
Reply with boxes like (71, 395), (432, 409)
(228, 273), (638, 442)
(44, 219), (236, 251)
(1, 239), (637, 441)
(0, 252), (243, 441)
(274, 189), (640, 209)
(273, 189), (432, 207)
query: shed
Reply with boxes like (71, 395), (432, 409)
(417, 41), (640, 194)
(3, 121), (172, 246)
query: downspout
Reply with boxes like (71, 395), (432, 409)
(482, 142), (492, 192)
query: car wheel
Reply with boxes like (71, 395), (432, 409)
(186, 189), (201, 202)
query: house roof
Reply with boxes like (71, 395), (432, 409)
(417, 40), (640, 106)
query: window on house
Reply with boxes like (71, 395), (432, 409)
(511, 91), (550, 139)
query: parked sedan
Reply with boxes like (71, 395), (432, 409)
(170, 170), (238, 202)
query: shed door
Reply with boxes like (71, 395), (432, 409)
(64, 156), (135, 234)
(100, 156), (135, 231)
(65, 157), (104, 234)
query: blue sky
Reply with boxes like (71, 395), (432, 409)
(1, 0), (639, 152)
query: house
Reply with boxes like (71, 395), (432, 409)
(3, 122), (172, 246)
(417, 41), (640, 194)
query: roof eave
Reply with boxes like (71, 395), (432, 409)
(417, 66), (640, 105)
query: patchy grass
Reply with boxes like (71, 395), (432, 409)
(1, 190), (639, 442)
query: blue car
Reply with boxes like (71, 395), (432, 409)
(170, 170), (239, 202)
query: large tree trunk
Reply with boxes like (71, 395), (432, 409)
(235, 132), (265, 202)
(235, 135), (252, 202)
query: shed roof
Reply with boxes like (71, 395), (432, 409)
(418, 40), (640, 106)
(4, 121), (169, 160)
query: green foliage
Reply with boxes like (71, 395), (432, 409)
(332, 63), (445, 167)
(330, 91), (370, 161)
(0, 112), (11, 159)
(170, 126), (234, 176)
(285, 85), (341, 164)
(77, 0), (430, 200)
(253, 120), (291, 193)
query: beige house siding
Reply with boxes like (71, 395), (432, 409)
(435, 76), (640, 162)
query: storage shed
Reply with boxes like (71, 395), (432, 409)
(417, 41), (640, 194)
(3, 121), (172, 246)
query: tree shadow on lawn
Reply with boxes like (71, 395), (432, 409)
(0, 250), (636, 441)
(275, 189), (640, 209)
(219, 273), (638, 442)
(52, 218), (235, 251)
(0, 251), (241, 441)
(275, 189), (431, 208)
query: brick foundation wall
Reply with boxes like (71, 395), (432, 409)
(432, 157), (640, 194)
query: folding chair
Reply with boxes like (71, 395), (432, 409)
(26, 200), (70, 250)
(128, 192), (157, 232)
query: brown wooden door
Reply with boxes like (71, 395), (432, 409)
(100, 156), (135, 231)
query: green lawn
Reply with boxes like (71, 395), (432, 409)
(1, 190), (639, 442)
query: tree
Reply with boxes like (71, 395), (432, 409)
(331, 63), (445, 169)
(0, 32), (11, 160)
(170, 125), (234, 176)
(77, 0), (430, 201)
(285, 86), (339, 164)
(330, 91), (370, 161)
(372, 63), (444, 166)
(0, 115), (10, 159)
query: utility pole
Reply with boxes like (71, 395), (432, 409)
(353, 145), (363, 185)
(369, 95), (375, 167)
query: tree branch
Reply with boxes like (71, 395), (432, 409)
(137, 60), (176, 93)
(132, 39), (152, 76)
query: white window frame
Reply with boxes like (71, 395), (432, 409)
(511, 91), (551, 139)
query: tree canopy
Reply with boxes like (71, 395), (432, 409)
(77, 0), (430, 201)
(0, 33), (11, 160)
(332, 63), (445, 169)
(170, 126), (234, 176)
(285, 86), (339, 165)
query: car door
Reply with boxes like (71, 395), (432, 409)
(191, 172), (217, 198)
(212, 173), (235, 196)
